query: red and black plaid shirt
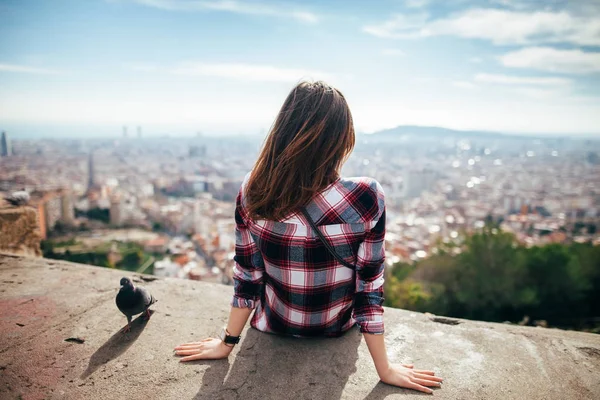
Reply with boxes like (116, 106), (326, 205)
(231, 174), (386, 337)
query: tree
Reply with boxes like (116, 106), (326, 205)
(120, 250), (143, 268)
(383, 225), (599, 331)
(522, 244), (592, 323)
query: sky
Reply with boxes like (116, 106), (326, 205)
(0, 0), (599, 137)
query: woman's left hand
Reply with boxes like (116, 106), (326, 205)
(174, 338), (233, 362)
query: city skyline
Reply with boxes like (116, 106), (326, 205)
(1, 0), (600, 137)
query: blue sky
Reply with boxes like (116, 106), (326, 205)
(1, 0), (599, 137)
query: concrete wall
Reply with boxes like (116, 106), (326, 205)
(0, 254), (599, 400)
(0, 206), (42, 256)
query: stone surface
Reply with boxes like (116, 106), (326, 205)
(0, 254), (599, 400)
(0, 205), (42, 257)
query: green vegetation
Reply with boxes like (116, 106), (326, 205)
(384, 224), (600, 333)
(75, 207), (110, 224)
(42, 239), (154, 274)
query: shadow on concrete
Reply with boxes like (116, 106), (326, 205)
(363, 381), (437, 399)
(193, 326), (361, 400)
(81, 310), (154, 379)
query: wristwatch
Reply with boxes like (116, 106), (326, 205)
(218, 326), (241, 347)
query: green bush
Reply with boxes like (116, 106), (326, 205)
(384, 225), (600, 332)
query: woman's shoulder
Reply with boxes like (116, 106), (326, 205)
(239, 172), (383, 196)
(327, 176), (385, 223)
(337, 176), (385, 198)
(238, 171), (253, 198)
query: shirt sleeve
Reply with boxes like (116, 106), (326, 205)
(231, 187), (265, 309)
(352, 181), (386, 334)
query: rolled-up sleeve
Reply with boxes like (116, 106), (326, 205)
(353, 182), (386, 334)
(231, 189), (265, 309)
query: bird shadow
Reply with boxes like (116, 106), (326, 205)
(192, 326), (361, 400)
(80, 310), (154, 379)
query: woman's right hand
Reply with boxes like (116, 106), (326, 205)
(378, 363), (443, 394)
(174, 338), (233, 362)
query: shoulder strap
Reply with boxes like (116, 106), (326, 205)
(300, 208), (355, 270)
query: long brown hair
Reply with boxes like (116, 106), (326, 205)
(245, 81), (355, 221)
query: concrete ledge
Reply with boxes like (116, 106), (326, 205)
(0, 254), (599, 400)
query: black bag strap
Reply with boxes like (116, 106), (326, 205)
(300, 208), (356, 270)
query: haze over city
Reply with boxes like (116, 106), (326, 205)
(1, 0), (600, 137)
(1, 3), (600, 398)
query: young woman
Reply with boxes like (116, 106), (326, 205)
(174, 81), (443, 394)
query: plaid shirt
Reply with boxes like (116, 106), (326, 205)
(231, 174), (386, 337)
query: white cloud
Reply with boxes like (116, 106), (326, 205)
(509, 87), (565, 100)
(170, 62), (333, 82)
(363, 13), (429, 38)
(458, 73), (573, 101)
(132, 0), (319, 23)
(382, 48), (405, 56)
(405, 0), (429, 8)
(452, 80), (478, 89)
(362, 8), (600, 46)
(499, 47), (600, 74)
(468, 57), (483, 63)
(290, 11), (319, 24)
(350, 95), (600, 134)
(0, 63), (60, 75)
(489, 0), (530, 10)
(474, 73), (571, 86)
(127, 63), (160, 72)
(0, 95), (279, 131)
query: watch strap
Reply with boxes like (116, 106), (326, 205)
(220, 327), (241, 345)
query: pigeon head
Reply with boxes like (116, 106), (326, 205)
(120, 277), (134, 289)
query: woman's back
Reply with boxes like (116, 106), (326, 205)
(233, 173), (386, 338)
(175, 81), (442, 395)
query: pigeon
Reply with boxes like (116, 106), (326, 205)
(115, 277), (157, 333)
(5, 190), (30, 206)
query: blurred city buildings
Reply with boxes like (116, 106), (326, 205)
(0, 128), (598, 282)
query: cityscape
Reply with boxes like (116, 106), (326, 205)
(1, 126), (598, 287)
(1, 0), (600, 397)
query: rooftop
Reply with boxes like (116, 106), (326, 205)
(1, 253), (599, 400)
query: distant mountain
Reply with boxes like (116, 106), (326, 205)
(371, 125), (510, 139)
(369, 126), (600, 141)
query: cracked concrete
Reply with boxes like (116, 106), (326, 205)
(0, 254), (599, 400)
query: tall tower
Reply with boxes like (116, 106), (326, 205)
(137, 126), (142, 138)
(110, 195), (123, 226)
(0, 131), (11, 157)
(87, 152), (95, 190)
(123, 126), (128, 138)
(61, 191), (75, 225)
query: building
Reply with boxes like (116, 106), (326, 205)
(87, 152), (96, 191)
(189, 145), (207, 158)
(86, 151), (105, 207)
(30, 190), (75, 239)
(45, 195), (62, 234)
(61, 193), (75, 226)
(403, 168), (438, 198)
(1, 131), (12, 157)
(110, 195), (123, 226)
(143, 236), (168, 253)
